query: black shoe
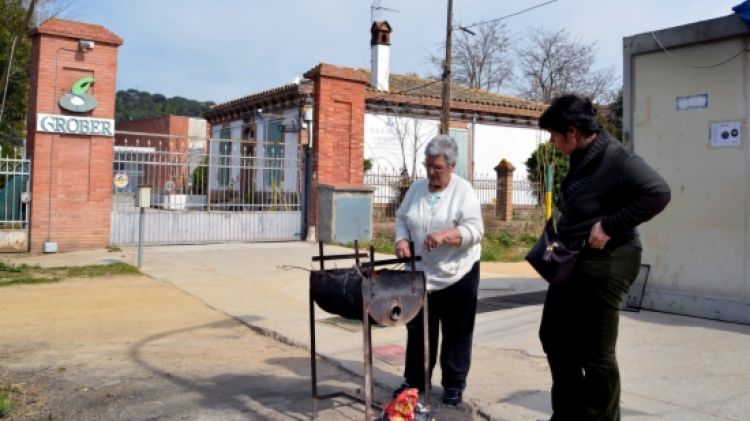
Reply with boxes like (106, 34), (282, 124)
(391, 382), (411, 398)
(442, 387), (462, 405)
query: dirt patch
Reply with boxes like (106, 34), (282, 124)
(481, 261), (539, 277)
(0, 275), (392, 420)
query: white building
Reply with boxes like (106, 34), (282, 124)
(204, 20), (546, 212)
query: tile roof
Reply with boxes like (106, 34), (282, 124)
(204, 66), (544, 121)
(31, 19), (123, 45)
(362, 70), (545, 113)
(204, 81), (313, 118)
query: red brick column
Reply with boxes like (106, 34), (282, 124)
(303, 64), (368, 232)
(26, 19), (123, 252)
(494, 159), (515, 221)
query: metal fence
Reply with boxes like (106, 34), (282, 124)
(112, 132), (304, 212)
(111, 131), (305, 245)
(470, 173), (542, 207)
(0, 150), (31, 252)
(364, 169), (541, 221)
(0, 153), (30, 226)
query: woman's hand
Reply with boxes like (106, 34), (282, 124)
(395, 239), (411, 258)
(424, 229), (459, 252)
(588, 221), (611, 250)
(424, 232), (441, 252)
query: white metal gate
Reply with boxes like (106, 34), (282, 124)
(0, 153), (30, 252)
(111, 131), (304, 245)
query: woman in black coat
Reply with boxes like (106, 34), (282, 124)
(537, 94), (670, 421)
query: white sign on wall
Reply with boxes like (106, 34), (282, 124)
(37, 113), (114, 137)
(676, 94), (708, 111)
(709, 120), (742, 148)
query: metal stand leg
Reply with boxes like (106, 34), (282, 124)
(310, 285), (319, 418)
(422, 296), (430, 409)
(362, 260), (374, 421)
(410, 240), (431, 409)
(309, 241), (416, 420)
(310, 242), (325, 419)
(362, 304), (373, 421)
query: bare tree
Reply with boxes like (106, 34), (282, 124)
(33, 0), (78, 23)
(515, 28), (615, 103)
(428, 21), (513, 92)
(368, 107), (435, 178)
(385, 111), (433, 179)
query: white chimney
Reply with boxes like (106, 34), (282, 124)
(370, 21), (392, 91)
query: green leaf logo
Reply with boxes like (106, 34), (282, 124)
(72, 76), (94, 95)
(59, 76), (97, 112)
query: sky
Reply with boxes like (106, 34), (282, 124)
(57, 0), (743, 104)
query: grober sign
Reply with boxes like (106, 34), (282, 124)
(36, 113), (114, 136)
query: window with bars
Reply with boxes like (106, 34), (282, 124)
(219, 128), (232, 187)
(266, 120), (283, 188)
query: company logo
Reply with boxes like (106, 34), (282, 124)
(59, 76), (98, 113)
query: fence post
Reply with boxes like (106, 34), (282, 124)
(494, 159), (515, 221)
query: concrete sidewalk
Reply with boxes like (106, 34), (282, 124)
(8, 243), (750, 421)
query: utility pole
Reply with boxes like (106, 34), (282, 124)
(440, 0), (453, 135)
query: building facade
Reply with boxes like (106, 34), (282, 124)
(203, 21), (546, 230)
(624, 11), (750, 323)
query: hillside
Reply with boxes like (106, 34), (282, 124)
(115, 89), (215, 122)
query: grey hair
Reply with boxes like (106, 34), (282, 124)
(424, 135), (458, 166)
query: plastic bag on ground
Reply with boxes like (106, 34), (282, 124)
(382, 388), (433, 421)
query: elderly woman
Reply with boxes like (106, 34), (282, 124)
(392, 134), (484, 406)
(537, 94), (670, 421)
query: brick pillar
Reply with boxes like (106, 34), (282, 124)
(494, 159), (515, 221)
(26, 19), (123, 252)
(303, 64), (368, 232)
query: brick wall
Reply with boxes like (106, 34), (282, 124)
(303, 64), (368, 229)
(494, 159), (515, 221)
(26, 20), (122, 252)
(115, 116), (196, 191)
(115, 115), (192, 153)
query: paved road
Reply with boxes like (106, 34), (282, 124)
(9, 242), (750, 421)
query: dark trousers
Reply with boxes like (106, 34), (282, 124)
(540, 245), (641, 421)
(403, 261), (480, 391)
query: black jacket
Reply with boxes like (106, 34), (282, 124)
(556, 130), (671, 250)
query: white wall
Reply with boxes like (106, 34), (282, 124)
(473, 123), (545, 180)
(633, 36), (750, 323)
(365, 112), (544, 206)
(364, 112), (439, 175)
(187, 117), (207, 151)
(365, 112), (543, 180)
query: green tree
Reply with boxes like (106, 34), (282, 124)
(598, 89), (623, 143)
(191, 157), (208, 194)
(525, 142), (569, 204)
(115, 89), (215, 122)
(0, 0), (34, 150)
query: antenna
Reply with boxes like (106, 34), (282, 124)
(371, 0), (400, 23)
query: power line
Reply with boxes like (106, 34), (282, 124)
(650, 31), (747, 69)
(460, 0), (559, 30)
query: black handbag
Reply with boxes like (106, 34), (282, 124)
(525, 216), (582, 284)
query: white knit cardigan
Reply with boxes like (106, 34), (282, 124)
(395, 174), (484, 291)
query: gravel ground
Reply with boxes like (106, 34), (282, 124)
(0, 275), (404, 420)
